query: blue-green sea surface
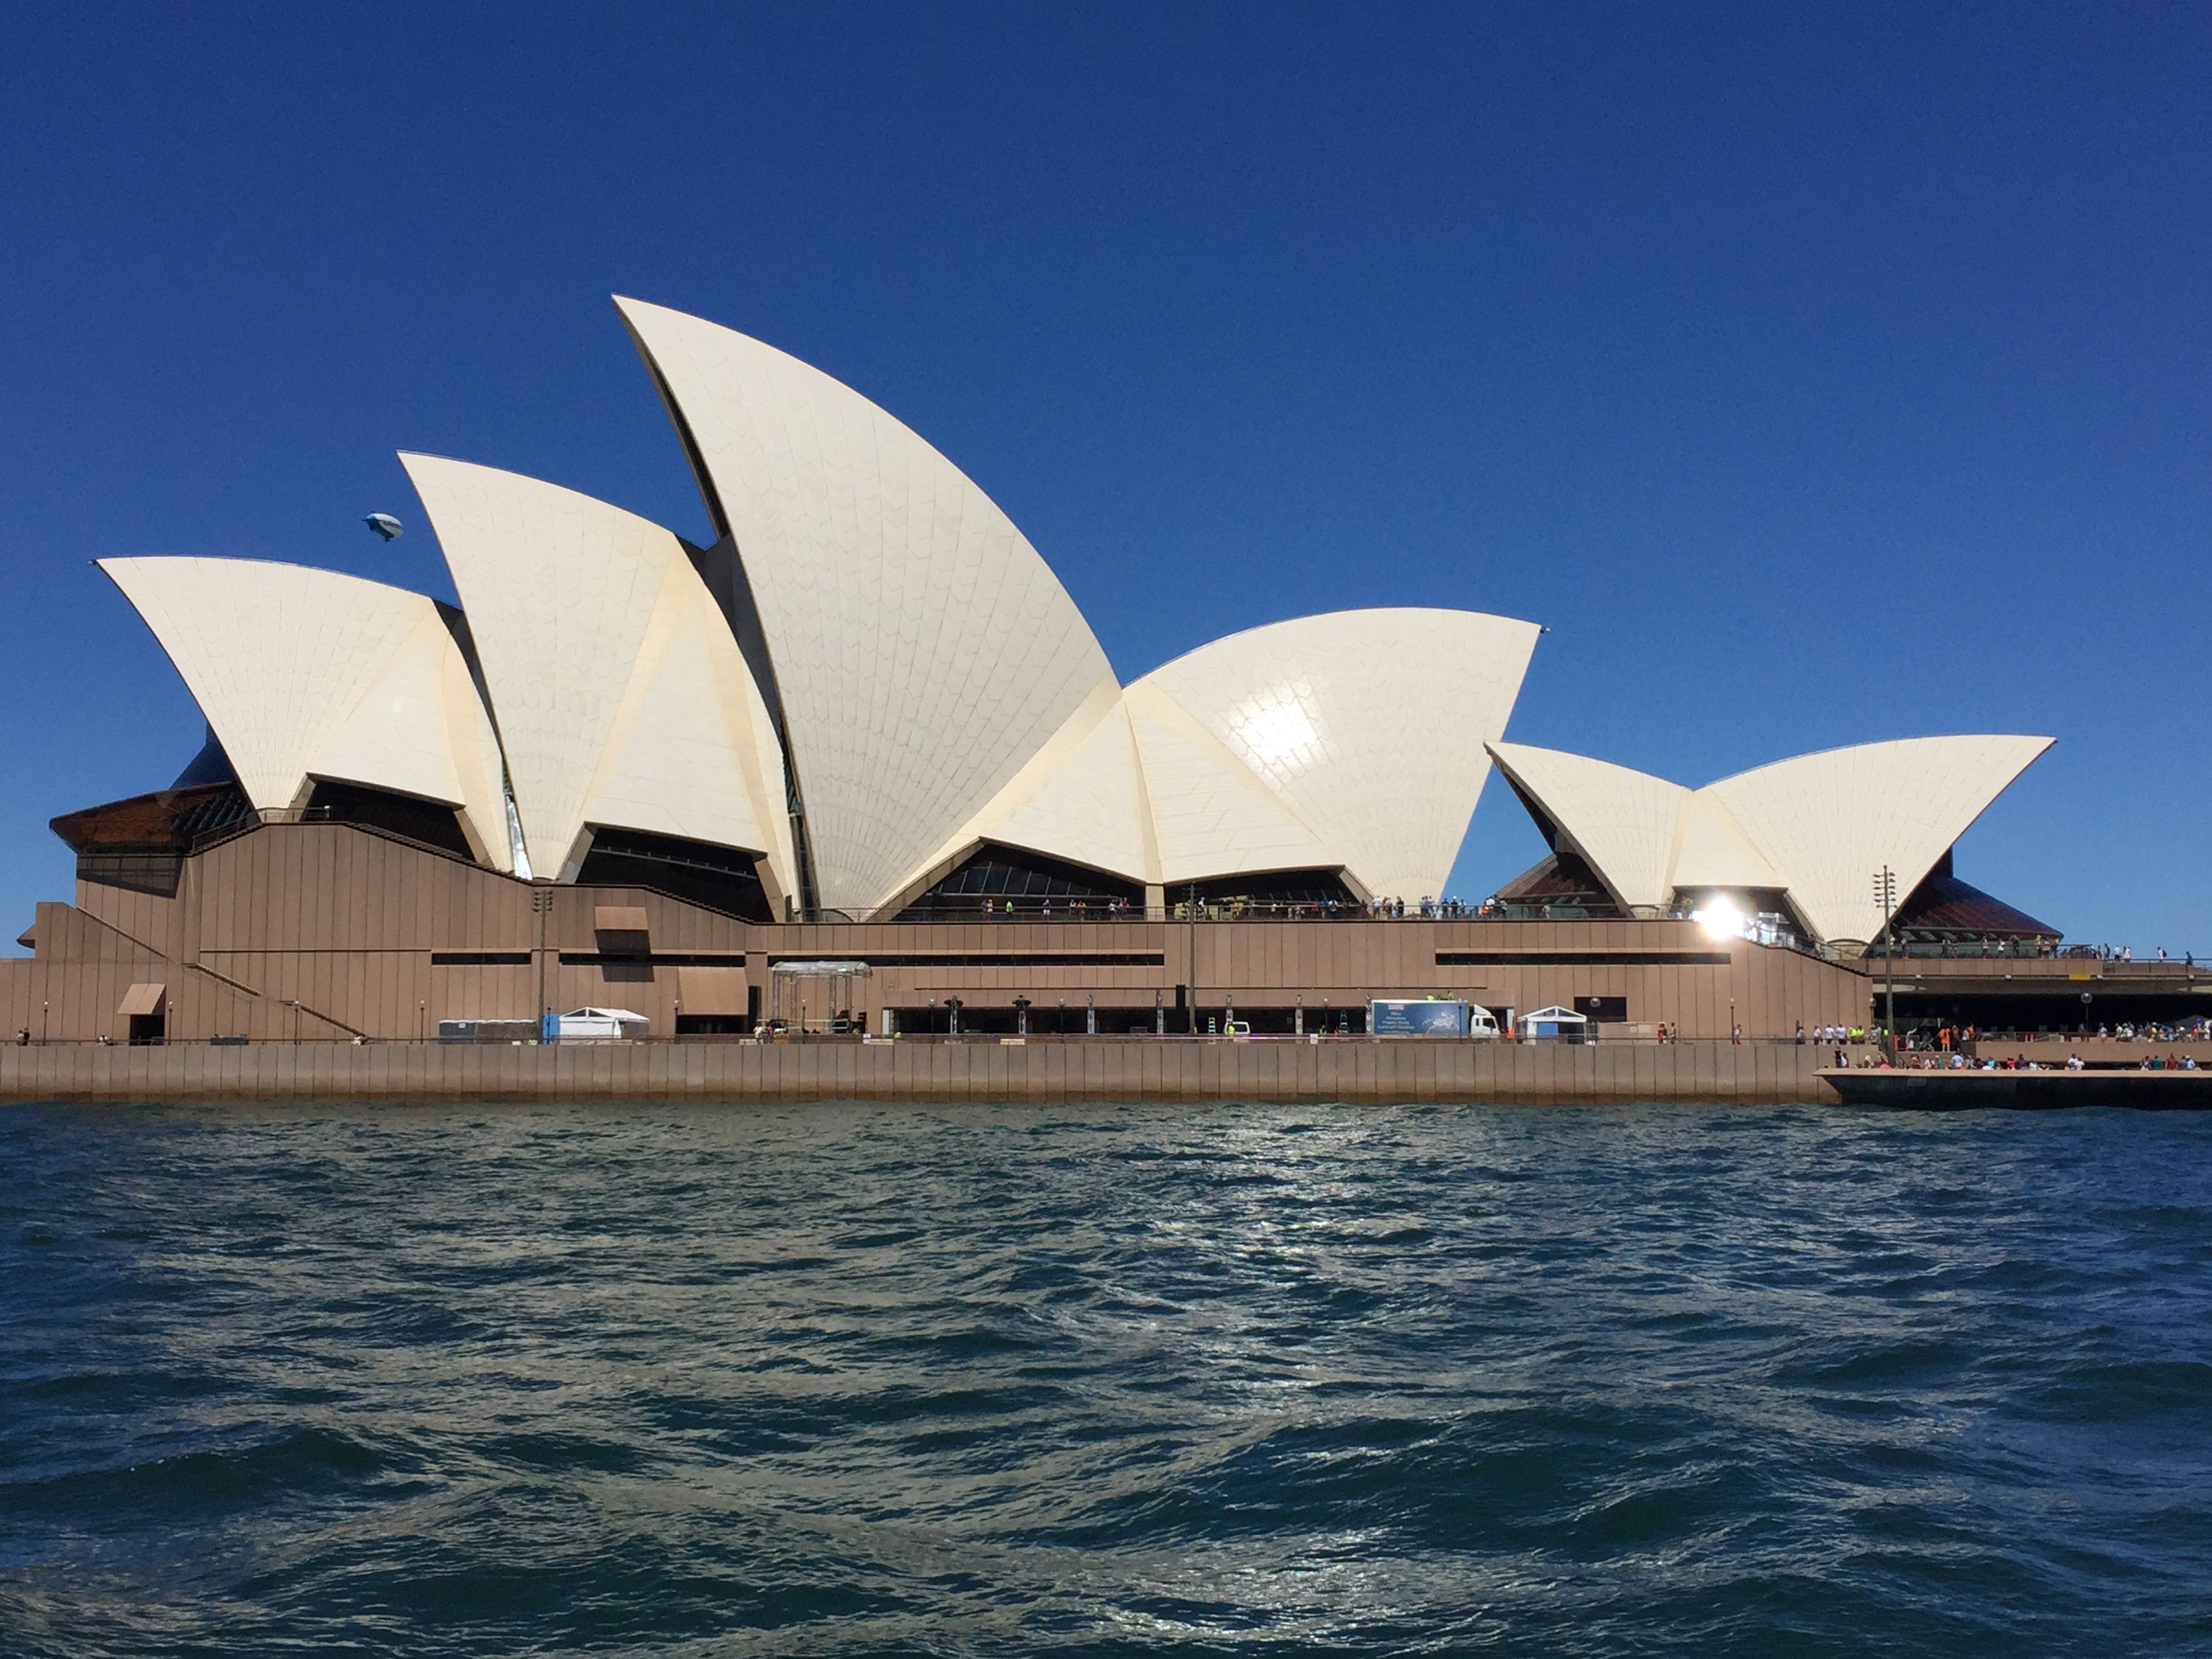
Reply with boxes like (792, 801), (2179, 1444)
(2, 1101), (2209, 1657)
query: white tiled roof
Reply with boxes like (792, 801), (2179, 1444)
(884, 676), (1157, 899)
(1488, 735), (2052, 942)
(1123, 683), (1338, 888)
(1704, 735), (2053, 945)
(617, 298), (1113, 912)
(1136, 609), (1541, 900)
(401, 455), (793, 896)
(1487, 742), (1689, 910)
(101, 306), (1558, 912)
(99, 556), (512, 868)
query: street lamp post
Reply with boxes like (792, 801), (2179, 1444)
(1873, 867), (1898, 1054)
(533, 887), (554, 1043)
(1188, 882), (1200, 1036)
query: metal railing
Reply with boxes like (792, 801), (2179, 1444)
(188, 804), (478, 865)
(2, 1031), (1948, 1050)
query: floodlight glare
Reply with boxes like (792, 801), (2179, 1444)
(1693, 895), (1744, 941)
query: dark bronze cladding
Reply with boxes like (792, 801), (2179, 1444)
(303, 781), (476, 860)
(1885, 850), (2061, 946)
(767, 952), (1166, 968)
(50, 782), (254, 897)
(1494, 851), (1625, 918)
(575, 827), (775, 924)
(1439, 950), (1732, 966)
(558, 952), (748, 968)
(896, 844), (1145, 920)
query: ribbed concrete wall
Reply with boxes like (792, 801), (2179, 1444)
(0, 1039), (1844, 1106)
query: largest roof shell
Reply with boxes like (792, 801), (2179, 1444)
(615, 297), (1117, 914)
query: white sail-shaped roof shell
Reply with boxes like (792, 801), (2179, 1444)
(1488, 742), (1689, 912)
(1703, 736), (2053, 945)
(880, 678), (1158, 905)
(1668, 794), (1783, 893)
(1488, 735), (2051, 943)
(401, 454), (794, 897)
(615, 298), (1115, 914)
(1134, 609), (1541, 900)
(100, 556), (512, 868)
(1123, 682), (1340, 888)
(871, 607), (1547, 908)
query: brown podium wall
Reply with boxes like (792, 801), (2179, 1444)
(0, 821), (1868, 1047)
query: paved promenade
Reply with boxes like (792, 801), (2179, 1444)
(0, 1038), (1845, 1106)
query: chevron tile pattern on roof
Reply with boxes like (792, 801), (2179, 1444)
(615, 298), (1117, 914)
(1488, 736), (2054, 945)
(100, 556), (512, 869)
(1138, 609), (1542, 901)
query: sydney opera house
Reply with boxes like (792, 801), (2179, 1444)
(5, 298), (2144, 1046)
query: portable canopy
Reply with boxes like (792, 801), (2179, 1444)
(556, 1006), (649, 1040)
(1523, 1005), (1589, 1043)
(768, 960), (873, 1033)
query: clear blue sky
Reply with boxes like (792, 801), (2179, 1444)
(2, 3), (2205, 950)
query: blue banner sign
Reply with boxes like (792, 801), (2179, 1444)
(1370, 999), (1471, 1036)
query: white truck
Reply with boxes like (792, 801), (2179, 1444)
(1366, 999), (1502, 1038)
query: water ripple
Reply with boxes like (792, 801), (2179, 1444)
(2, 1101), (2209, 1655)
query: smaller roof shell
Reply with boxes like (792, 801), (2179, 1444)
(878, 676), (1159, 907)
(1488, 742), (1688, 912)
(100, 556), (512, 869)
(1133, 608), (1542, 899)
(1486, 735), (2053, 944)
(1703, 735), (2053, 945)
(401, 454), (794, 897)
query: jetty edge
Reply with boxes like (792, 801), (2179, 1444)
(0, 1034), (1857, 1107)
(1820, 1066), (2212, 1110)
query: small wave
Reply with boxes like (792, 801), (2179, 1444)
(3, 1100), (2211, 1654)
(2, 1424), (385, 1521)
(2027, 1359), (2212, 1422)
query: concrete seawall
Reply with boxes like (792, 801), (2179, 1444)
(0, 1038), (1846, 1106)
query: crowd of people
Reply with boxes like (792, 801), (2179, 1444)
(1891, 1050), (2201, 1071)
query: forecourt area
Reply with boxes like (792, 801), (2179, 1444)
(12, 297), (2190, 1092)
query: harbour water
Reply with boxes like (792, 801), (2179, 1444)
(3, 1100), (2208, 1655)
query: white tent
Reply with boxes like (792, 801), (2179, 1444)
(1523, 1005), (1589, 1043)
(556, 1007), (649, 1041)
